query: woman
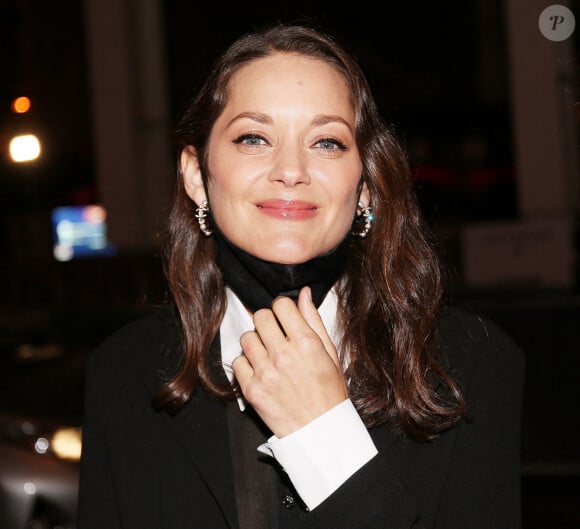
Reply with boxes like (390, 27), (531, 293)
(77, 23), (525, 529)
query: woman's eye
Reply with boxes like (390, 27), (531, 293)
(315, 137), (347, 151)
(233, 134), (267, 146)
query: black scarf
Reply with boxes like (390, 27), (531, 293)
(213, 220), (351, 312)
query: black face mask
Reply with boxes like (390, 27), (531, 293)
(212, 218), (352, 313)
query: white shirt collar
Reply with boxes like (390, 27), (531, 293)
(220, 286), (340, 411)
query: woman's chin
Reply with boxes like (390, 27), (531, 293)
(247, 239), (319, 265)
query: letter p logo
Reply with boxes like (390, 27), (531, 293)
(539, 5), (576, 41)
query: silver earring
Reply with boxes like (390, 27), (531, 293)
(353, 201), (374, 238)
(195, 200), (212, 237)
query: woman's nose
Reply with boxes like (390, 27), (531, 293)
(268, 142), (310, 187)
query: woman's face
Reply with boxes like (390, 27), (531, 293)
(182, 52), (369, 264)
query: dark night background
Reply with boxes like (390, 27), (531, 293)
(0, 1), (579, 527)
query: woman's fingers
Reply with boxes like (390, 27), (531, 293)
(296, 286), (340, 367)
(269, 288), (340, 367)
(251, 307), (286, 353)
(231, 352), (253, 389)
(238, 328), (267, 367)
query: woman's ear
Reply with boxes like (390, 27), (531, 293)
(180, 146), (207, 206)
(359, 181), (371, 208)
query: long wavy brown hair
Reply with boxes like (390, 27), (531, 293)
(155, 23), (468, 442)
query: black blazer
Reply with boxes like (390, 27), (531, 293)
(77, 305), (525, 529)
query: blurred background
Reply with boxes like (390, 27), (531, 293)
(0, 0), (578, 528)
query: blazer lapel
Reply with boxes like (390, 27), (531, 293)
(138, 319), (239, 529)
(162, 383), (238, 529)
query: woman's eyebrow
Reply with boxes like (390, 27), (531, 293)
(226, 112), (272, 127)
(311, 114), (353, 132)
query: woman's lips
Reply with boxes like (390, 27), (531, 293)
(256, 199), (319, 220)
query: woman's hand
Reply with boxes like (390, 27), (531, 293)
(232, 286), (348, 438)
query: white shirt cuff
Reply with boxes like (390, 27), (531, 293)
(257, 399), (378, 511)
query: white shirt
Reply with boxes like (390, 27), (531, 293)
(220, 287), (378, 511)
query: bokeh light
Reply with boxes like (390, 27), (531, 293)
(9, 134), (41, 162)
(11, 96), (31, 114)
(51, 427), (82, 461)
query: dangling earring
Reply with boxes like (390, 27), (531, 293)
(353, 201), (374, 238)
(195, 200), (212, 236)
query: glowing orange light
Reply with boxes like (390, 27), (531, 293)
(11, 96), (31, 114)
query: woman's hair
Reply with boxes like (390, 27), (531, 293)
(156, 23), (468, 442)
